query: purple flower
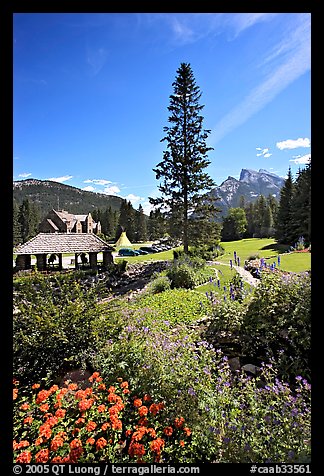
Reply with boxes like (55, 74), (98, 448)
(188, 387), (196, 396)
(230, 259), (233, 269)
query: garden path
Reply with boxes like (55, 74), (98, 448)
(209, 261), (259, 287)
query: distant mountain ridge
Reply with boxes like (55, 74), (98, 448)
(210, 168), (285, 216)
(13, 179), (125, 217)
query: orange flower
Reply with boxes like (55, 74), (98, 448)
(32, 383), (40, 389)
(46, 416), (58, 427)
(50, 436), (64, 452)
(133, 398), (142, 408)
(51, 456), (64, 463)
(78, 398), (94, 412)
(97, 383), (106, 391)
(101, 422), (110, 431)
(16, 440), (30, 449)
(55, 408), (66, 419)
(40, 403), (50, 412)
(138, 406), (148, 417)
(35, 437), (44, 446)
(68, 383), (78, 391)
(111, 416), (122, 430)
(128, 442), (146, 458)
(20, 402), (30, 411)
(23, 416), (34, 425)
(13, 389), (18, 400)
(75, 417), (85, 426)
(149, 403), (160, 416)
(179, 440), (185, 447)
(122, 388), (130, 394)
(36, 390), (49, 405)
(89, 371), (100, 382)
(16, 450), (32, 463)
(86, 421), (97, 432)
(150, 438), (165, 453)
(174, 417), (185, 428)
(96, 437), (107, 450)
(120, 381), (129, 389)
(163, 426), (173, 436)
(97, 404), (106, 413)
(143, 394), (151, 402)
(35, 448), (50, 463)
(147, 428), (156, 438)
(49, 384), (59, 394)
(132, 427), (146, 441)
(39, 423), (52, 440)
(86, 437), (95, 445)
(138, 417), (149, 427)
(70, 438), (82, 450)
(183, 427), (191, 436)
(125, 429), (133, 437)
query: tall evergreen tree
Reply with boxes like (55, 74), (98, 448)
(18, 198), (40, 242)
(149, 62), (219, 253)
(13, 199), (22, 246)
(275, 167), (295, 243)
(290, 163), (311, 244)
(221, 207), (247, 241)
(134, 204), (148, 242)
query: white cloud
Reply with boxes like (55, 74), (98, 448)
(18, 172), (32, 178)
(276, 138), (311, 150)
(256, 148), (272, 158)
(83, 185), (96, 192)
(289, 153), (311, 164)
(47, 175), (73, 183)
(102, 185), (121, 195)
(84, 178), (112, 186)
(124, 193), (145, 205)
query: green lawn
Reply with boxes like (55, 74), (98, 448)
(217, 238), (289, 264)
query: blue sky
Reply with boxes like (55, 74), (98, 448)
(13, 13), (311, 214)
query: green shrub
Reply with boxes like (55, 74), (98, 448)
(13, 273), (101, 384)
(240, 272), (311, 381)
(146, 275), (171, 294)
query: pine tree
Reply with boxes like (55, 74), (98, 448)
(13, 199), (22, 246)
(149, 62), (219, 253)
(18, 198), (40, 243)
(275, 168), (295, 243)
(290, 163), (311, 244)
(134, 204), (148, 242)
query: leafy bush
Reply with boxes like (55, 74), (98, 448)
(166, 256), (215, 289)
(13, 273), (101, 384)
(146, 275), (171, 294)
(205, 299), (247, 334)
(240, 272), (311, 381)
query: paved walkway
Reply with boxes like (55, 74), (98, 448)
(208, 261), (259, 287)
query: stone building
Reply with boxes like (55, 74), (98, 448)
(39, 209), (101, 234)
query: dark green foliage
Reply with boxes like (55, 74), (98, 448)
(166, 255), (214, 289)
(275, 168), (295, 243)
(150, 62), (220, 252)
(13, 273), (101, 384)
(221, 207), (247, 241)
(240, 271), (311, 381)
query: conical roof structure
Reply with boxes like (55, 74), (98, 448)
(115, 231), (132, 247)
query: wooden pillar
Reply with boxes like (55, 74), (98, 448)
(103, 251), (113, 268)
(89, 252), (98, 270)
(36, 254), (47, 271)
(58, 254), (63, 270)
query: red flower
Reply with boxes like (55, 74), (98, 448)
(143, 394), (151, 402)
(133, 398), (142, 408)
(86, 437), (95, 445)
(50, 436), (64, 452)
(128, 442), (146, 458)
(39, 423), (52, 440)
(183, 427), (191, 436)
(96, 437), (107, 450)
(97, 404), (106, 413)
(32, 383), (40, 389)
(101, 422), (110, 431)
(86, 421), (97, 432)
(70, 438), (82, 450)
(16, 450), (32, 463)
(150, 438), (165, 453)
(108, 385), (116, 393)
(163, 426), (173, 436)
(36, 389), (49, 405)
(23, 416), (34, 425)
(40, 403), (50, 412)
(174, 417), (185, 428)
(89, 371), (100, 382)
(138, 406), (148, 417)
(20, 402), (30, 411)
(35, 448), (50, 463)
(55, 408), (66, 419)
(179, 440), (185, 447)
(120, 381), (129, 389)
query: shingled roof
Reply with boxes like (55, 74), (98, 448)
(14, 233), (115, 255)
